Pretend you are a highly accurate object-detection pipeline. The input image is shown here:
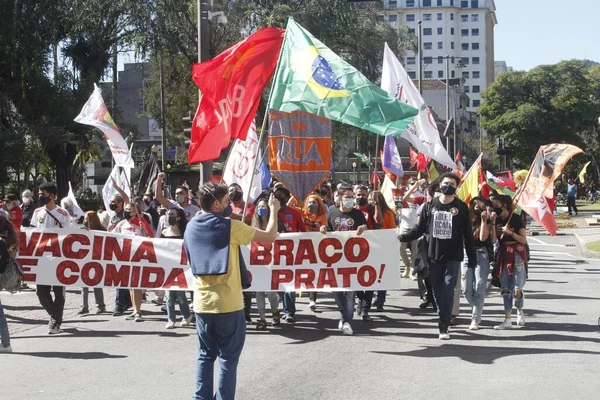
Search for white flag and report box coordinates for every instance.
[75,84,134,168]
[381,43,456,170]
[67,182,85,218]
[222,121,264,203]
[102,165,131,214]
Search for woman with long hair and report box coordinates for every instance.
[114,201,153,322]
[371,190,397,310]
[251,199,280,329]
[79,211,107,315]
[490,194,528,330]
[0,214,17,352]
[461,197,497,330]
[162,207,194,329]
[301,194,328,311]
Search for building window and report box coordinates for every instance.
[464,85,470,93]
[424,42,433,50]
[406,14,415,21]
[451,0,454,5]
[424,56,433,64]
[438,70,444,78]
[388,14,398,22]
[462,57,469,64]
[461,0,468,7]
[424,13,432,21]
[461,43,469,50]
[451,70,455,78]
[437,27,443,35]
[450,13,454,20]
[408,71,417,79]
[437,12,443,20]
[408,28,416,34]
[461,15,468,22]
[461,29,469,36]
[389,0,398,7]
[472,71,480,78]
[438,0,443,6]
[472,42,480,50]
[423,28,432,35]
[472,28,479,36]
[406,57,416,65]
[473,85,480,93]
[462,71,470,78]
[424,71,433,78]
[376,15,385,22]
[473,99,481,107]
[471,0,479,8]
[451,41,455,49]
[438,56,444,63]
[423,0,432,6]
[438,41,443,49]
[472,56,480,64]
[406,0,415,6]
[451,27,455,35]
[471,14,479,22]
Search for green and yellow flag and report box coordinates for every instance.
[268,18,419,136]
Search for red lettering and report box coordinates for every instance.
[104,264,131,287]
[81,262,103,286]
[35,233,61,257]
[318,238,342,267]
[180,243,188,265]
[131,241,157,263]
[344,237,370,263]
[19,232,40,256]
[56,260,79,285]
[357,265,377,287]
[92,235,103,260]
[163,268,188,289]
[295,268,315,290]
[63,234,90,259]
[337,267,357,288]
[250,242,272,265]
[317,268,338,288]
[273,240,294,266]
[140,267,165,288]
[17,258,37,282]
[130,265,141,287]
[294,239,317,265]
[103,237,132,262]
[271,269,293,290]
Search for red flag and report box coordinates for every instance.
[189,27,285,164]
[518,190,558,235]
[409,146,418,168]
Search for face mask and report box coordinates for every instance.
[308,204,318,214]
[83,221,89,228]
[22,197,31,205]
[144,200,151,207]
[123,211,132,220]
[440,184,456,196]
[168,216,177,226]
[342,198,354,209]
[356,197,368,207]
[473,209,483,217]
[257,207,268,217]
[175,194,186,204]
[109,203,117,211]
[229,190,243,202]
[39,195,50,205]
[221,204,232,217]
[494,207,504,215]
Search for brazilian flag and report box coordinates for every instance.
[269,18,419,136]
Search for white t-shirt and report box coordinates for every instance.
[30,206,72,229]
[167,200,200,221]
[98,210,111,229]
[114,219,146,237]
[399,192,426,234]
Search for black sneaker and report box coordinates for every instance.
[49,322,61,335]
[96,307,106,314]
[112,308,124,317]
[77,307,89,315]
[356,302,364,317]
[419,300,432,309]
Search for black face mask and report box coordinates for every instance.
[168,216,177,226]
[473,209,483,217]
[494,207,504,215]
[123,211,132,220]
[39,195,51,205]
[229,190,243,202]
[109,203,117,211]
[356,197,368,207]
[144,200,152,207]
[440,184,457,196]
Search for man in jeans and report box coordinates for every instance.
[184,183,280,400]
[399,173,476,340]
[107,194,132,316]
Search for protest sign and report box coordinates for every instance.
[18,228,401,292]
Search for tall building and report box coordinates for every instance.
[494,60,513,79]
[380,0,497,112]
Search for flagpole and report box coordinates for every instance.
[373,135,380,189]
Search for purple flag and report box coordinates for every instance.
[383,135,404,177]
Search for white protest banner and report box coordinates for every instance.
[102,165,131,214]
[18,229,401,291]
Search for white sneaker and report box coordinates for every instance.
[308,301,316,311]
[469,320,479,330]
[342,322,353,335]
[165,321,175,329]
[517,312,525,327]
[494,319,513,330]
[338,320,343,331]
[439,332,450,340]
[0,345,12,353]
[179,315,194,327]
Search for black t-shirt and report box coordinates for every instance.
[327,208,368,232]
[472,218,492,248]
[496,213,525,243]
[0,240,9,274]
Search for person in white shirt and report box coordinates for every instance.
[30,182,72,335]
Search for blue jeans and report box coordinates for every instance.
[499,253,526,312]
[283,292,296,317]
[376,291,386,304]
[461,247,490,322]
[333,291,355,324]
[194,310,246,400]
[0,299,10,348]
[115,288,132,310]
[428,260,461,329]
[166,290,191,323]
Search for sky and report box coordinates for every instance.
[495,0,600,71]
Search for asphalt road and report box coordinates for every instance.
[1,234,599,400]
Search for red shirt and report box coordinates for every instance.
[9,206,22,230]
[278,207,307,232]
[357,205,376,230]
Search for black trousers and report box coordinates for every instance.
[36,285,66,324]
[356,291,374,312]
[567,196,578,215]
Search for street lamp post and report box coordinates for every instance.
[417,20,423,94]
[445,54,450,153]
[352,162,357,184]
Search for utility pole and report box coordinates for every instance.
[445,55,450,153]
[417,20,423,94]
[197,0,212,185]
